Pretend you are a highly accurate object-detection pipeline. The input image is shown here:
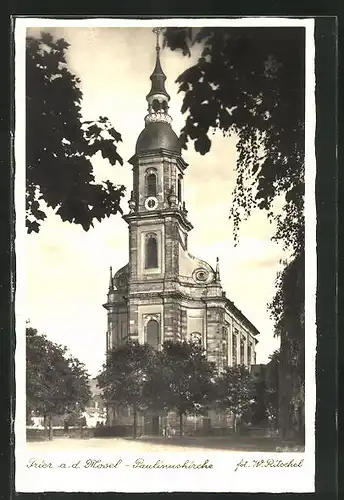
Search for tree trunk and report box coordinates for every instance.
[164,415,167,438]
[278,354,296,441]
[48,413,53,441]
[179,411,183,437]
[133,404,137,439]
[43,414,47,439]
[233,415,237,434]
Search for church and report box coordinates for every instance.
[103,30,260,429]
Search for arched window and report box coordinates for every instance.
[146,172,157,197]
[222,340,227,365]
[145,235,158,269]
[248,342,252,366]
[240,337,245,365]
[232,332,237,365]
[146,319,159,348]
[177,175,182,202]
[152,99,160,112]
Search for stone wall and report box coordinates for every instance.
[206,306,226,366]
[163,297,181,341]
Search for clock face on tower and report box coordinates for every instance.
[145,196,158,211]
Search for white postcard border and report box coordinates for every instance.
[15,16,316,493]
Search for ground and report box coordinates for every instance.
[27,436,304,453]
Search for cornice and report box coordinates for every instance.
[123,208,193,231]
[128,148,188,169]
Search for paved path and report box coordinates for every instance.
[26,436,304,453]
[26,436,223,453]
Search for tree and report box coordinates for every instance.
[26,327,91,439]
[249,352,280,428]
[141,344,172,427]
[265,349,280,428]
[268,252,305,440]
[26,32,125,234]
[268,254,305,379]
[159,341,216,436]
[97,342,157,438]
[163,26,305,439]
[250,374,268,426]
[63,355,93,431]
[216,365,252,433]
[98,340,215,438]
[164,27,304,254]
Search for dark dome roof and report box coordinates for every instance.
[136,122,181,154]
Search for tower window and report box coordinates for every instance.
[177,175,182,202]
[145,235,158,269]
[232,332,237,365]
[147,173,157,197]
[146,319,159,348]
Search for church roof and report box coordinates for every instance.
[136,122,181,154]
[225,298,260,338]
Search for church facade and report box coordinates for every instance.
[103,32,259,429]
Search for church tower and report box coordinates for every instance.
[123,28,194,347]
[104,28,259,375]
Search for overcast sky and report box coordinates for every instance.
[25,26,289,376]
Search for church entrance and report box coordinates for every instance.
[143,414,160,435]
[152,416,160,435]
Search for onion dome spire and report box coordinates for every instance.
[145,28,172,126]
[135,28,181,155]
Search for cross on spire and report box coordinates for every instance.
[152,27,163,51]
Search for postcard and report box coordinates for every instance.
[15,17,316,493]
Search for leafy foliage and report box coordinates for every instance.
[164,27,305,254]
[216,365,252,432]
[268,251,305,376]
[98,342,157,409]
[98,340,216,436]
[164,27,306,438]
[97,342,157,437]
[265,349,280,425]
[248,352,280,427]
[26,32,125,233]
[158,341,216,434]
[249,376,268,425]
[26,327,91,428]
[269,252,305,440]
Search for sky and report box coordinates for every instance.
[24,26,288,376]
